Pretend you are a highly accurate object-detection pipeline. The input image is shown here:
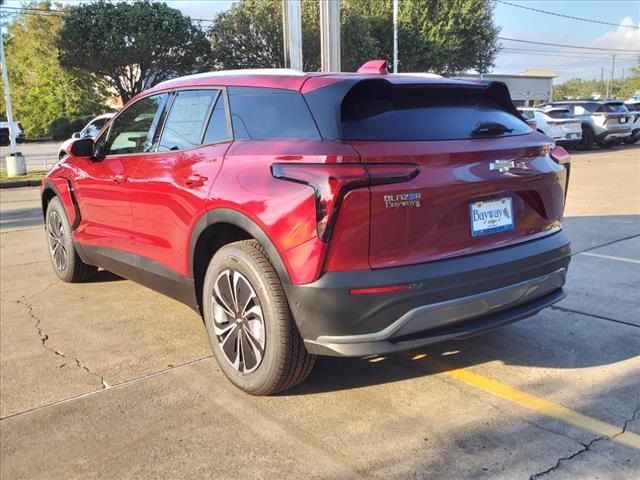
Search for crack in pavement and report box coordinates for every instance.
[15,296,110,390]
[571,233,640,256]
[550,306,640,329]
[529,405,640,479]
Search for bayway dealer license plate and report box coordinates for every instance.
[470,197,514,237]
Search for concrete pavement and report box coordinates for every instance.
[0,145,638,479]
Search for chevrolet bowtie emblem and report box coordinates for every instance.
[489,160,515,173]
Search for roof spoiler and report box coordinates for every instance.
[357,60,389,74]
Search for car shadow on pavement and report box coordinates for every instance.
[87,269,124,283]
[0,206,43,230]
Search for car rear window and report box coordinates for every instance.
[545,109,573,119]
[340,82,530,141]
[595,103,628,113]
[228,87,320,140]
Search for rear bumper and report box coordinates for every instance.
[285,230,571,357]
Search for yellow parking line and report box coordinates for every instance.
[410,354,640,450]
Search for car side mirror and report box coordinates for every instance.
[69,137,95,157]
[72,132,81,139]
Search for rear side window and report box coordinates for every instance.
[545,109,573,119]
[340,82,530,141]
[595,103,628,113]
[159,90,218,151]
[228,87,320,140]
[203,94,230,144]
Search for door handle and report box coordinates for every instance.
[113,174,127,184]
[185,174,208,188]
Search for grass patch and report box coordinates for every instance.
[0,170,47,183]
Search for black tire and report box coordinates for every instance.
[45,197,97,283]
[202,239,316,395]
[577,125,594,150]
[597,140,614,149]
[624,134,639,145]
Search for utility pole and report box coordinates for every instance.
[320,0,340,72]
[600,67,604,93]
[392,0,398,73]
[282,0,303,71]
[610,54,616,98]
[0,19,26,176]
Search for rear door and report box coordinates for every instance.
[128,88,231,277]
[336,80,568,269]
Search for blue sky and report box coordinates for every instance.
[3,0,639,83]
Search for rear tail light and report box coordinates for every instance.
[549,146,570,165]
[272,163,420,241]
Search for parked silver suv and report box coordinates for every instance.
[546,100,632,149]
[624,101,640,145]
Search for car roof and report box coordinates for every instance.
[146,68,485,96]
[553,99,623,104]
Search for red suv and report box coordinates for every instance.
[41,62,571,395]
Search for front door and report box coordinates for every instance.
[72,93,169,253]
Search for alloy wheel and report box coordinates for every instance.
[47,210,68,271]
[212,269,266,374]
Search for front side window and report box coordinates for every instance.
[101,94,168,155]
[158,90,218,152]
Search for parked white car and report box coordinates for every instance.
[624,100,640,144]
[518,106,582,146]
[0,119,26,147]
[58,113,114,159]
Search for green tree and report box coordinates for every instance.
[58,0,211,103]
[1,2,107,137]
[208,0,500,74]
[208,0,378,72]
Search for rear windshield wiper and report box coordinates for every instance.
[471,122,514,137]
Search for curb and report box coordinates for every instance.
[0,179,43,189]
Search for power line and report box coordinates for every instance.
[501,47,638,58]
[497,0,639,30]
[499,36,640,53]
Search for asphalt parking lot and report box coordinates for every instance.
[1,145,638,479]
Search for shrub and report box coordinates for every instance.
[49,115,95,140]
[49,117,72,140]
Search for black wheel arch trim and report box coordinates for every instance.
[189,208,292,285]
[42,177,81,230]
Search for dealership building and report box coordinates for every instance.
[456,68,557,106]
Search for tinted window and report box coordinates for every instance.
[158,90,218,151]
[341,82,530,141]
[103,94,167,155]
[625,103,640,112]
[228,87,320,140]
[203,94,230,144]
[83,117,108,138]
[595,103,628,113]
[545,109,573,119]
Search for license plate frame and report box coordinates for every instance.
[470,197,515,237]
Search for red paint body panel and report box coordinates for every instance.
[350,133,565,269]
[41,168,78,226]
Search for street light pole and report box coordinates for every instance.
[1,19,26,176]
[392,0,398,73]
[1,21,17,155]
[610,54,616,98]
[282,0,303,71]
[320,0,340,72]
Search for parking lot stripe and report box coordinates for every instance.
[410,355,640,450]
[579,252,640,265]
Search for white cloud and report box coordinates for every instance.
[591,17,640,50]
